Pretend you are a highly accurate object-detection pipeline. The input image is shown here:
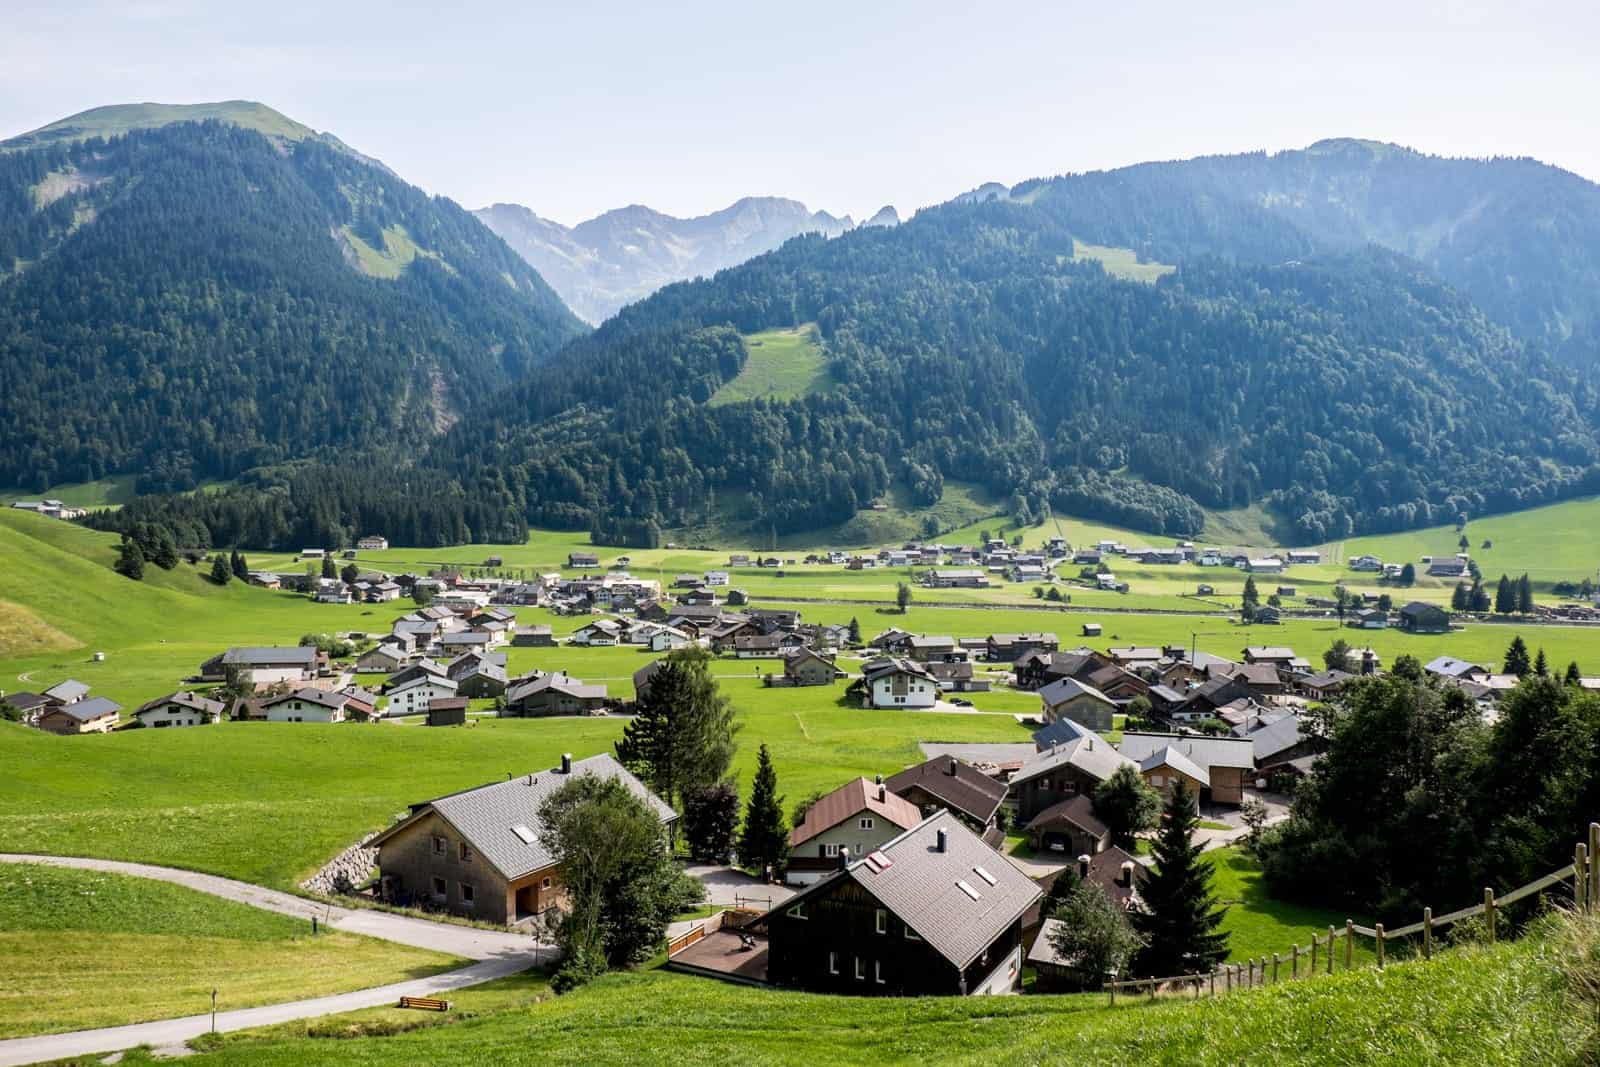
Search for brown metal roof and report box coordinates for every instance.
[790,776,922,847]
[885,756,1007,825]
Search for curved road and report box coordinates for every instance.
[0,854,546,1067]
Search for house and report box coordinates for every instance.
[925,569,990,589]
[1247,558,1284,575]
[357,643,408,674]
[1011,732,1136,823]
[449,654,508,698]
[1022,793,1108,856]
[704,571,730,587]
[1398,602,1451,633]
[1240,713,1322,768]
[906,635,961,663]
[868,628,916,654]
[786,776,924,884]
[356,535,389,551]
[569,619,623,647]
[200,646,319,687]
[314,582,355,605]
[567,552,600,569]
[43,679,90,705]
[134,691,224,728]
[848,658,939,709]
[886,757,1008,845]
[734,633,786,659]
[36,697,122,735]
[1285,550,1320,565]
[1241,646,1300,671]
[1298,669,1354,700]
[385,659,448,691]
[261,688,353,723]
[511,624,555,647]
[370,753,675,923]
[365,582,403,603]
[646,625,693,652]
[763,811,1039,996]
[388,674,460,716]
[246,571,283,590]
[503,673,610,717]
[340,686,381,720]
[632,660,664,702]
[1082,622,1102,637]
[1427,558,1469,579]
[1072,549,1102,565]
[1,691,54,722]
[925,660,989,693]
[1116,732,1256,806]
[1038,677,1117,732]
[1424,656,1491,682]
[299,548,326,560]
[440,631,495,656]
[986,633,1059,662]
[781,647,838,687]
[425,697,469,727]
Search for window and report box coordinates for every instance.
[854,956,865,981]
[822,843,841,858]
[460,882,475,905]
[874,960,885,985]
[541,877,552,889]
[828,950,838,975]
[431,876,446,898]
[459,842,473,862]
[788,901,807,920]
[431,835,447,855]
[859,817,874,830]
[875,908,887,934]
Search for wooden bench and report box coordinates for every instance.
[397,995,450,1012]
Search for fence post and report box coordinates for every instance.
[1578,843,1589,913]
[1376,924,1385,969]
[1210,969,1216,997]
[1590,823,1600,913]
[1291,943,1299,979]
[1423,907,1433,960]
[1485,888,1496,942]
[1345,920,1354,970]
[1327,925,1335,974]
[1109,979,1116,1007]
[1310,934,1318,974]
[1272,952,1280,984]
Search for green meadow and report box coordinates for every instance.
[0,861,458,1037]
[708,325,833,406]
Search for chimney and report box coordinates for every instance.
[878,780,886,802]
[838,846,851,870]
[1119,860,1135,888]
[947,757,958,776]
[560,753,572,774]
[1077,854,1091,879]
[935,828,949,853]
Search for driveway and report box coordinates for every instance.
[0,854,547,1066]
[0,854,539,960]
[682,862,794,910]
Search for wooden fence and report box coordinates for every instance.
[1105,821,1599,1005]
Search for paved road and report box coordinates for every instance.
[0,854,546,1067]
[0,854,539,960]
[0,955,529,1067]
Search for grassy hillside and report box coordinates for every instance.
[1069,239,1176,283]
[2,100,320,149]
[0,861,457,1038]
[182,917,1588,1065]
[709,325,833,406]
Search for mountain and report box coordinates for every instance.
[0,103,585,493]
[427,175,1600,544]
[861,205,900,227]
[475,197,853,324]
[1015,138,1600,365]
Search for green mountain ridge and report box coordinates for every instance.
[0,105,585,492]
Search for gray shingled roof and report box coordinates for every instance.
[52,696,121,721]
[43,679,90,702]
[1038,676,1114,708]
[371,754,676,881]
[263,687,350,711]
[221,646,316,666]
[782,811,1040,970]
[1117,732,1256,772]
[1138,745,1210,787]
[1012,733,1136,787]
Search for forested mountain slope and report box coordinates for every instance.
[0,107,585,492]
[476,197,854,324]
[431,195,1600,543]
[1019,138,1600,366]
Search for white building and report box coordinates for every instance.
[388,674,459,715]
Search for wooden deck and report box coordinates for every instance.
[667,928,770,985]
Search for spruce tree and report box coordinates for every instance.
[1534,648,1549,677]
[614,647,737,808]
[1504,636,1531,677]
[320,555,336,579]
[1451,582,1469,611]
[231,549,249,580]
[1494,575,1514,614]
[1516,573,1534,614]
[847,617,862,646]
[114,536,145,581]
[210,553,231,585]
[1565,661,1582,685]
[738,744,788,878]
[1131,780,1229,976]
[1241,576,1259,622]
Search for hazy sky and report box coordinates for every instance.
[4,1,1596,225]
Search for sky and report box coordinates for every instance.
[3,1,1597,226]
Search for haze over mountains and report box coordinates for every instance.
[475,198,865,324]
[6,99,1600,548]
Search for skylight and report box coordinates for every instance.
[956,879,981,901]
[973,865,997,886]
[511,824,537,844]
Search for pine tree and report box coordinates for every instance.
[1494,575,1514,614]
[230,549,249,580]
[1241,576,1259,622]
[1451,582,1469,611]
[320,555,336,579]
[1399,562,1416,586]
[847,617,862,646]
[1565,661,1582,685]
[210,553,231,585]
[738,744,788,878]
[114,536,145,581]
[1516,573,1534,614]
[1131,780,1229,976]
[1534,648,1549,677]
[614,647,737,808]
[1503,636,1531,677]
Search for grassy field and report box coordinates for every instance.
[1207,848,1373,966]
[709,325,833,407]
[136,920,1582,1066]
[0,861,459,1038]
[1069,239,1176,284]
